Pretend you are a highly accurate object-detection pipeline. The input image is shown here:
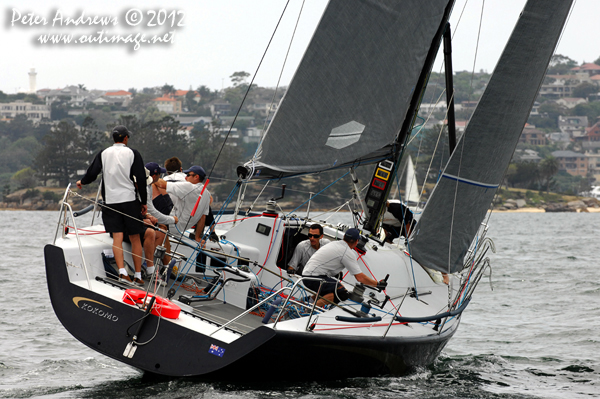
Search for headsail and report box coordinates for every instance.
[246,0,454,179]
[409,0,574,273]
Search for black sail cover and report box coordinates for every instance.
[409,0,574,273]
[247,0,453,179]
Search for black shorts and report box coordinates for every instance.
[102,200,145,236]
[303,275,346,296]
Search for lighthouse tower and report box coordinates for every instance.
[28,68,37,94]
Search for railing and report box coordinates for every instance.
[208,276,328,336]
[53,186,92,290]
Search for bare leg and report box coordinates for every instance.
[143,229,155,269]
[112,232,125,273]
[128,234,143,273]
[315,293,335,308]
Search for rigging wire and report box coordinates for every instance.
[446,0,485,307]
[208,0,292,179]
[254,0,306,159]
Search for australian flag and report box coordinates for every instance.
[208,344,225,357]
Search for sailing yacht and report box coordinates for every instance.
[44,0,573,379]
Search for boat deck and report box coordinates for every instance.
[96,273,266,335]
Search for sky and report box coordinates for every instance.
[2,0,597,94]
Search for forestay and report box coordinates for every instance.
[247,0,453,179]
[409,0,574,273]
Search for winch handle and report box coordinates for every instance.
[272,184,286,201]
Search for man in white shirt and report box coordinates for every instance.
[77,125,147,286]
[287,224,330,275]
[303,228,387,307]
[155,165,211,243]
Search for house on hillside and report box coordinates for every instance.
[153,96,182,114]
[208,100,231,117]
[574,120,600,151]
[0,100,50,121]
[552,150,589,177]
[104,90,132,106]
[570,63,600,77]
[558,115,588,137]
[519,127,547,145]
[555,97,587,109]
[513,148,541,163]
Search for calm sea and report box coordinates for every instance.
[0,210,598,398]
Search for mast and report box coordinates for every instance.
[443,23,457,155]
[362,1,456,233]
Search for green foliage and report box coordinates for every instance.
[110,115,192,167]
[161,84,175,96]
[547,54,577,75]
[22,188,40,200]
[35,120,88,186]
[51,97,71,120]
[551,171,590,195]
[572,82,598,99]
[230,71,250,87]
[571,101,600,121]
[11,167,38,189]
[42,190,61,202]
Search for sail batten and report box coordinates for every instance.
[409,0,574,274]
[247,0,453,179]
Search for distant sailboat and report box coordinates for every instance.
[405,155,421,208]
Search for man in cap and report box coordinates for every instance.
[77,125,147,286]
[154,165,211,243]
[302,228,387,307]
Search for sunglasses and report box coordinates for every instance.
[307,233,321,238]
[186,173,197,177]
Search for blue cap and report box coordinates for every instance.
[145,162,166,175]
[344,228,360,241]
[183,165,206,179]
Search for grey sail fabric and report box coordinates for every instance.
[248,0,452,179]
[409,0,573,273]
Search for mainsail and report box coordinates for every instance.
[409,0,574,273]
[247,0,454,179]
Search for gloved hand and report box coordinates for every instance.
[376,279,388,290]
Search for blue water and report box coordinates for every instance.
[0,210,598,398]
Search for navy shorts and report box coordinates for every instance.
[102,200,145,236]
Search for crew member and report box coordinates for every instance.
[302,228,387,307]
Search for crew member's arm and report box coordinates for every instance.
[76,150,103,189]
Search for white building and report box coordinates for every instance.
[0,100,50,121]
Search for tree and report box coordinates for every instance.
[572,102,600,121]
[79,116,108,156]
[77,84,87,91]
[161,84,175,96]
[547,54,577,75]
[539,156,559,192]
[0,114,33,140]
[594,56,600,66]
[230,71,250,87]
[35,121,88,187]
[128,93,155,115]
[109,115,192,167]
[572,82,598,99]
[50,97,71,120]
[11,167,38,189]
